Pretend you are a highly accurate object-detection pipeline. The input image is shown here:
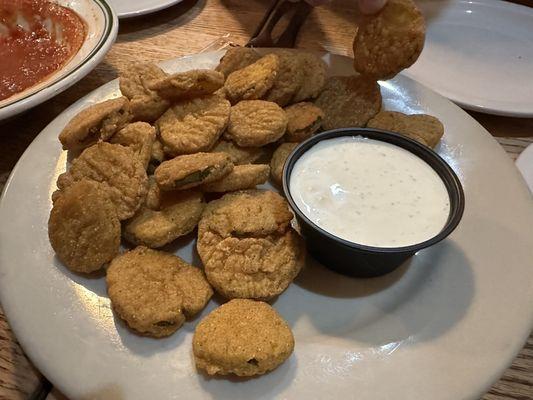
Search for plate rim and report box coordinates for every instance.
[1,50,532,400]
[113,0,184,19]
[405,0,533,118]
[0,0,118,121]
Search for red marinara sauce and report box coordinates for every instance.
[0,0,86,101]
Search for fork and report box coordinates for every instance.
[246,0,313,48]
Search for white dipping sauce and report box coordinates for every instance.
[289,136,451,248]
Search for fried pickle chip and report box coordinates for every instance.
[284,102,324,142]
[48,180,120,274]
[224,54,280,104]
[216,47,261,78]
[145,176,161,210]
[155,152,233,191]
[119,63,170,122]
[148,69,224,101]
[59,97,132,151]
[193,299,294,376]
[148,139,165,175]
[353,0,425,79]
[109,122,156,169]
[226,100,288,147]
[56,142,148,220]
[107,246,213,337]
[151,139,165,164]
[201,164,270,193]
[367,111,444,147]
[264,50,304,107]
[210,140,269,165]
[197,190,304,300]
[124,191,205,248]
[315,75,381,130]
[213,86,227,99]
[157,95,230,156]
[292,52,327,103]
[270,143,298,186]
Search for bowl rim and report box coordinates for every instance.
[0,0,118,120]
[282,128,466,255]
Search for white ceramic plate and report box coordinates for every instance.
[1,51,533,400]
[516,144,533,193]
[0,0,118,121]
[403,0,533,117]
[108,0,183,19]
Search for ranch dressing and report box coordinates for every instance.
[289,136,450,248]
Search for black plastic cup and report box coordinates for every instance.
[282,128,465,278]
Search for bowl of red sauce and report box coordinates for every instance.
[0,0,118,120]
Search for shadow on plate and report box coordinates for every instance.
[160,232,202,267]
[53,255,109,297]
[118,0,206,41]
[111,310,189,357]
[277,240,474,346]
[294,254,410,298]
[196,351,297,399]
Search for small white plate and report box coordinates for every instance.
[403,0,533,117]
[108,0,183,19]
[0,0,118,122]
[1,51,533,400]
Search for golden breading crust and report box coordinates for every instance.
[48,180,120,273]
[284,102,324,143]
[270,142,298,186]
[367,111,444,147]
[107,246,213,337]
[157,95,230,156]
[224,54,280,104]
[124,191,205,248]
[144,176,161,210]
[264,50,304,107]
[315,75,382,130]
[200,190,293,238]
[155,152,233,191]
[56,142,149,220]
[197,190,304,300]
[119,63,170,122]
[193,299,294,376]
[292,52,327,103]
[210,140,269,165]
[148,69,224,101]
[109,122,156,169]
[213,86,227,99]
[201,164,270,193]
[226,100,288,147]
[59,97,132,151]
[215,47,261,78]
[353,0,425,79]
[150,139,165,165]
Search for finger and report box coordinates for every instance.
[358,0,387,14]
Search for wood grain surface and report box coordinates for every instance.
[0,0,532,399]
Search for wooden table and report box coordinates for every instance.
[0,0,532,399]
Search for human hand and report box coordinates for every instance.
[305,0,388,14]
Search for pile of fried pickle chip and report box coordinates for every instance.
[47,0,444,377]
